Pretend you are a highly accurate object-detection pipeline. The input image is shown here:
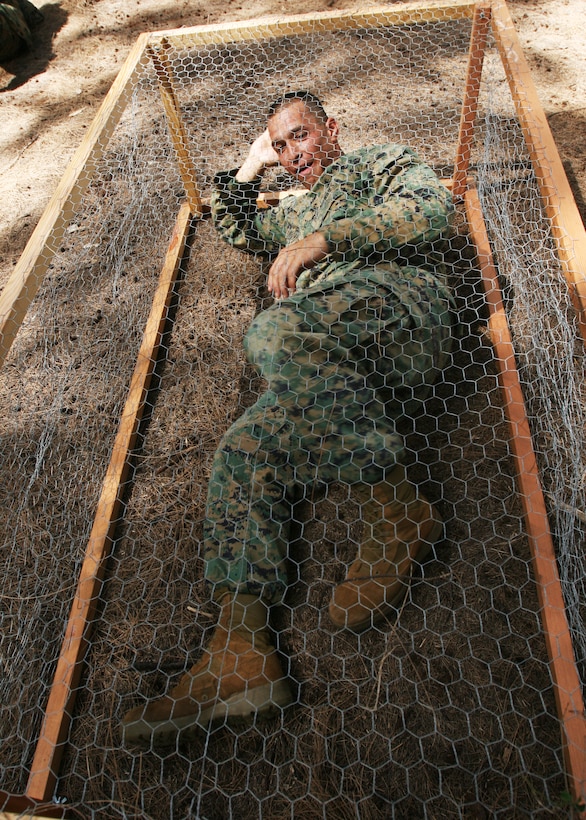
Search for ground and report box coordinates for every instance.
[0,0,584,288]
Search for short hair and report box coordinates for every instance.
[267,91,328,122]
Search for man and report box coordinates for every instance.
[122,91,455,746]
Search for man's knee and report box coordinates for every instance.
[244,303,301,368]
[213,403,292,473]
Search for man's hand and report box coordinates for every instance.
[268,233,329,299]
[235,129,279,182]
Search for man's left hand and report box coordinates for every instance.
[268,233,329,299]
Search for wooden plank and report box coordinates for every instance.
[0,33,150,371]
[0,791,66,819]
[452,2,491,199]
[0,807,64,820]
[490,0,586,343]
[25,202,194,802]
[147,0,477,49]
[148,39,203,217]
[465,187,586,805]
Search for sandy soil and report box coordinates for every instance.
[0,0,584,290]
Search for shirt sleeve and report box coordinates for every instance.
[210,170,287,257]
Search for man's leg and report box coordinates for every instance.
[203,394,297,605]
[204,272,453,623]
[327,464,445,631]
[122,376,300,746]
[121,273,453,744]
[121,591,292,746]
[202,278,417,602]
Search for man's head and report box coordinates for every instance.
[267,91,341,189]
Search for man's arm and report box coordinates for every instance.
[235,129,279,182]
[267,234,329,299]
[211,165,285,258]
[213,130,330,299]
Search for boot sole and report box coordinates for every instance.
[122,680,293,748]
[330,514,444,633]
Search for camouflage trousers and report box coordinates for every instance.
[203,266,454,604]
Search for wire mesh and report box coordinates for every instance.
[0,4,583,817]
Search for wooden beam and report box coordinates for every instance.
[1,814,61,820]
[452,2,491,199]
[147,0,477,49]
[148,39,203,217]
[24,202,194,802]
[0,791,67,818]
[490,0,586,344]
[465,186,586,806]
[0,33,149,372]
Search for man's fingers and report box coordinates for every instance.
[253,129,279,166]
[268,234,328,298]
[267,260,294,299]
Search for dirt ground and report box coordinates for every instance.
[0,0,584,286]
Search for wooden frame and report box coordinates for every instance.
[150,0,478,49]
[465,187,586,800]
[25,201,194,804]
[1,0,585,812]
[490,0,586,343]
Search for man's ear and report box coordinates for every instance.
[326,117,339,142]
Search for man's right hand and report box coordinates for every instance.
[235,130,279,182]
[267,233,329,299]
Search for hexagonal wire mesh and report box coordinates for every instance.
[1,1,585,817]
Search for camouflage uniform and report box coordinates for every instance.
[204,143,455,604]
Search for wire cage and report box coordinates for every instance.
[1,1,585,816]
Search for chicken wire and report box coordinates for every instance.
[0,3,584,817]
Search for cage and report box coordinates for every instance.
[1,0,585,816]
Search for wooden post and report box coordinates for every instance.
[0,790,67,818]
[24,203,193,802]
[490,0,586,344]
[452,1,492,199]
[465,187,586,806]
[148,39,203,217]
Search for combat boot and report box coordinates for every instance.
[329,467,443,632]
[121,594,292,747]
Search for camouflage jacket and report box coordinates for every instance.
[211,143,454,292]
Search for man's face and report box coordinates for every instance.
[268,100,340,189]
